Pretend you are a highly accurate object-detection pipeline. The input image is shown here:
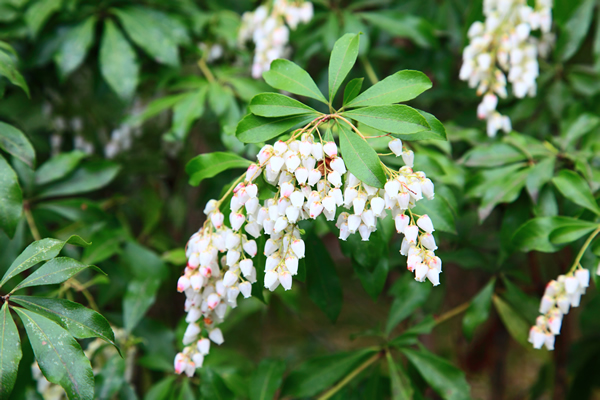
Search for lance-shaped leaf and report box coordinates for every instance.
[462,278,496,340]
[386,273,431,335]
[343,77,363,105]
[24,0,61,37]
[263,59,327,104]
[337,121,386,188]
[0,154,23,239]
[493,295,530,347]
[386,351,413,400]
[0,236,89,288]
[35,150,87,186]
[236,114,314,144]
[38,161,121,199]
[0,121,35,167]
[411,194,456,234]
[13,307,94,400]
[54,16,97,78]
[12,257,104,291]
[552,169,600,215]
[170,86,207,141]
[410,110,447,141]
[250,359,286,400]
[342,105,429,135]
[0,303,21,400]
[0,50,30,97]
[329,33,360,101]
[249,93,320,118]
[549,220,599,244]
[346,70,432,108]
[10,296,118,353]
[186,152,252,187]
[100,20,139,100]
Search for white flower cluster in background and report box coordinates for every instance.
[175,134,442,377]
[104,123,142,159]
[529,268,593,350]
[460,0,554,137]
[238,0,313,78]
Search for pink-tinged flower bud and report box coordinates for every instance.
[384,180,400,198]
[528,326,545,349]
[246,164,260,182]
[353,195,366,215]
[420,233,437,251]
[397,192,410,209]
[206,293,220,310]
[311,142,323,160]
[299,140,312,157]
[264,270,279,288]
[309,201,324,219]
[556,295,570,314]
[404,225,419,243]
[209,328,224,345]
[370,197,385,216]
[226,250,240,267]
[575,269,590,288]
[174,353,187,374]
[407,254,422,272]
[339,223,350,240]
[564,277,579,295]
[229,213,245,231]
[547,314,562,335]
[269,156,285,173]
[265,255,280,271]
[286,154,301,172]
[429,256,442,274]
[414,263,428,282]
[358,224,371,241]
[245,183,258,198]
[291,239,305,258]
[330,158,346,174]
[388,139,403,156]
[327,170,342,187]
[544,280,559,297]
[348,214,361,233]
[279,181,293,198]
[323,141,337,157]
[295,166,308,185]
[402,150,414,168]
[308,169,321,186]
[197,338,211,355]
[322,195,336,214]
[279,271,292,290]
[257,145,273,165]
[421,178,434,200]
[223,271,238,287]
[177,276,191,292]
[199,265,212,278]
[244,222,261,238]
[211,212,224,229]
[190,274,204,291]
[427,268,441,286]
[417,215,434,233]
[285,256,299,275]
[239,281,252,298]
[274,140,288,155]
[539,295,555,314]
[395,214,409,233]
[204,199,218,215]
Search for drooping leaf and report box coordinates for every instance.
[0,235,89,288]
[249,359,286,400]
[208,81,234,116]
[236,113,313,144]
[492,295,530,347]
[249,93,320,118]
[401,348,471,400]
[0,154,22,239]
[462,278,496,340]
[343,105,430,135]
[0,51,29,97]
[34,150,87,186]
[478,166,530,221]
[199,368,235,400]
[337,121,386,188]
[12,257,103,291]
[389,315,436,347]
[549,220,599,244]
[512,216,576,253]
[100,20,139,100]
[345,70,432,108]
[463,143,527,167]
[54,16,97,78]
[125,93,188,127]
[386,352,413,400]
[343,77,364,105]
[145,376,177,400]
[170,86,207,141]
[386,273,431,334]
[329,33,360,101]
[408,110,447,141]
[14,307,95,400]
[410,194,456,234]
[552,169,600,215]
[358,11,437,48]
[10,295,118,352]
[525,157,556,202]
[186,152,252,186]
[556,0,595,62]
[38,161,121,199]
[0,121,35,167]
[263,59,327,104]
[24,0,61,37]
[95,354,126,400]
[81,228,125,265]
[0,303,21,400]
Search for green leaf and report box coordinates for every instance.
[386,273,431,335]
[199,367,235,400]
[170,87,207,141]
[34,150,87,186]
[249,359,286,400]
[263,59,327,104]
[95,354,126,400]
[305,232,343,322]
[342,105,430,135]
[125,93,188,127]
[100,20,139,100]
[552,169,600,215]
[0,121,35,167]
[492,295,530,347]
[24,0,61,37]
[0,303,21,400]
[0,51,30,97]
[556,0,595,62]
[549,220,599,244]
[10,295,118,352]
[463,143,527,167]
[407,110,447,141]
[410,193,456,234]
[0,154,22,239]
[560,113,600,149]
[0,236,88,288]
[401,348,471,400]
[13,307,94,400]
[114,7,179,67]
[386,352,413,400]
[54,16,97,78]
[329,33,360,101]
[512,216,576,253]
[389,315,436,347]
[249,93,319,118]
[145,376,177,400]
[346,70,432,108]
[208,81,234,116]
[337,121,386,188]
[81,228,124,265]
[525,157,556,202]
[123,277,161,333]
[358,11,437,48]
[281,349,377,398]
[177,380,195,400]
[235,114,313,144]
[478,166,530,221]
[462,278,495,340]
[12,257,102,291]
[38,161,121,199]
[186,152,252,187]
[343,77,363,106]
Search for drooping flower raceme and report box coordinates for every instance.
[529,268,591,350]
[460,0,554,137]
[238,0,313,78]
[175,131,441,377]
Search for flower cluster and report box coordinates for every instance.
[238,0,313,78]
[460,0,553,137]
[175,133,441,377]
[529,268,591,350]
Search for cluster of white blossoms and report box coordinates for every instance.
[460,0,553,137]
[238,0,313,78]
[175,134,442,377]
[529,268,593,350]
